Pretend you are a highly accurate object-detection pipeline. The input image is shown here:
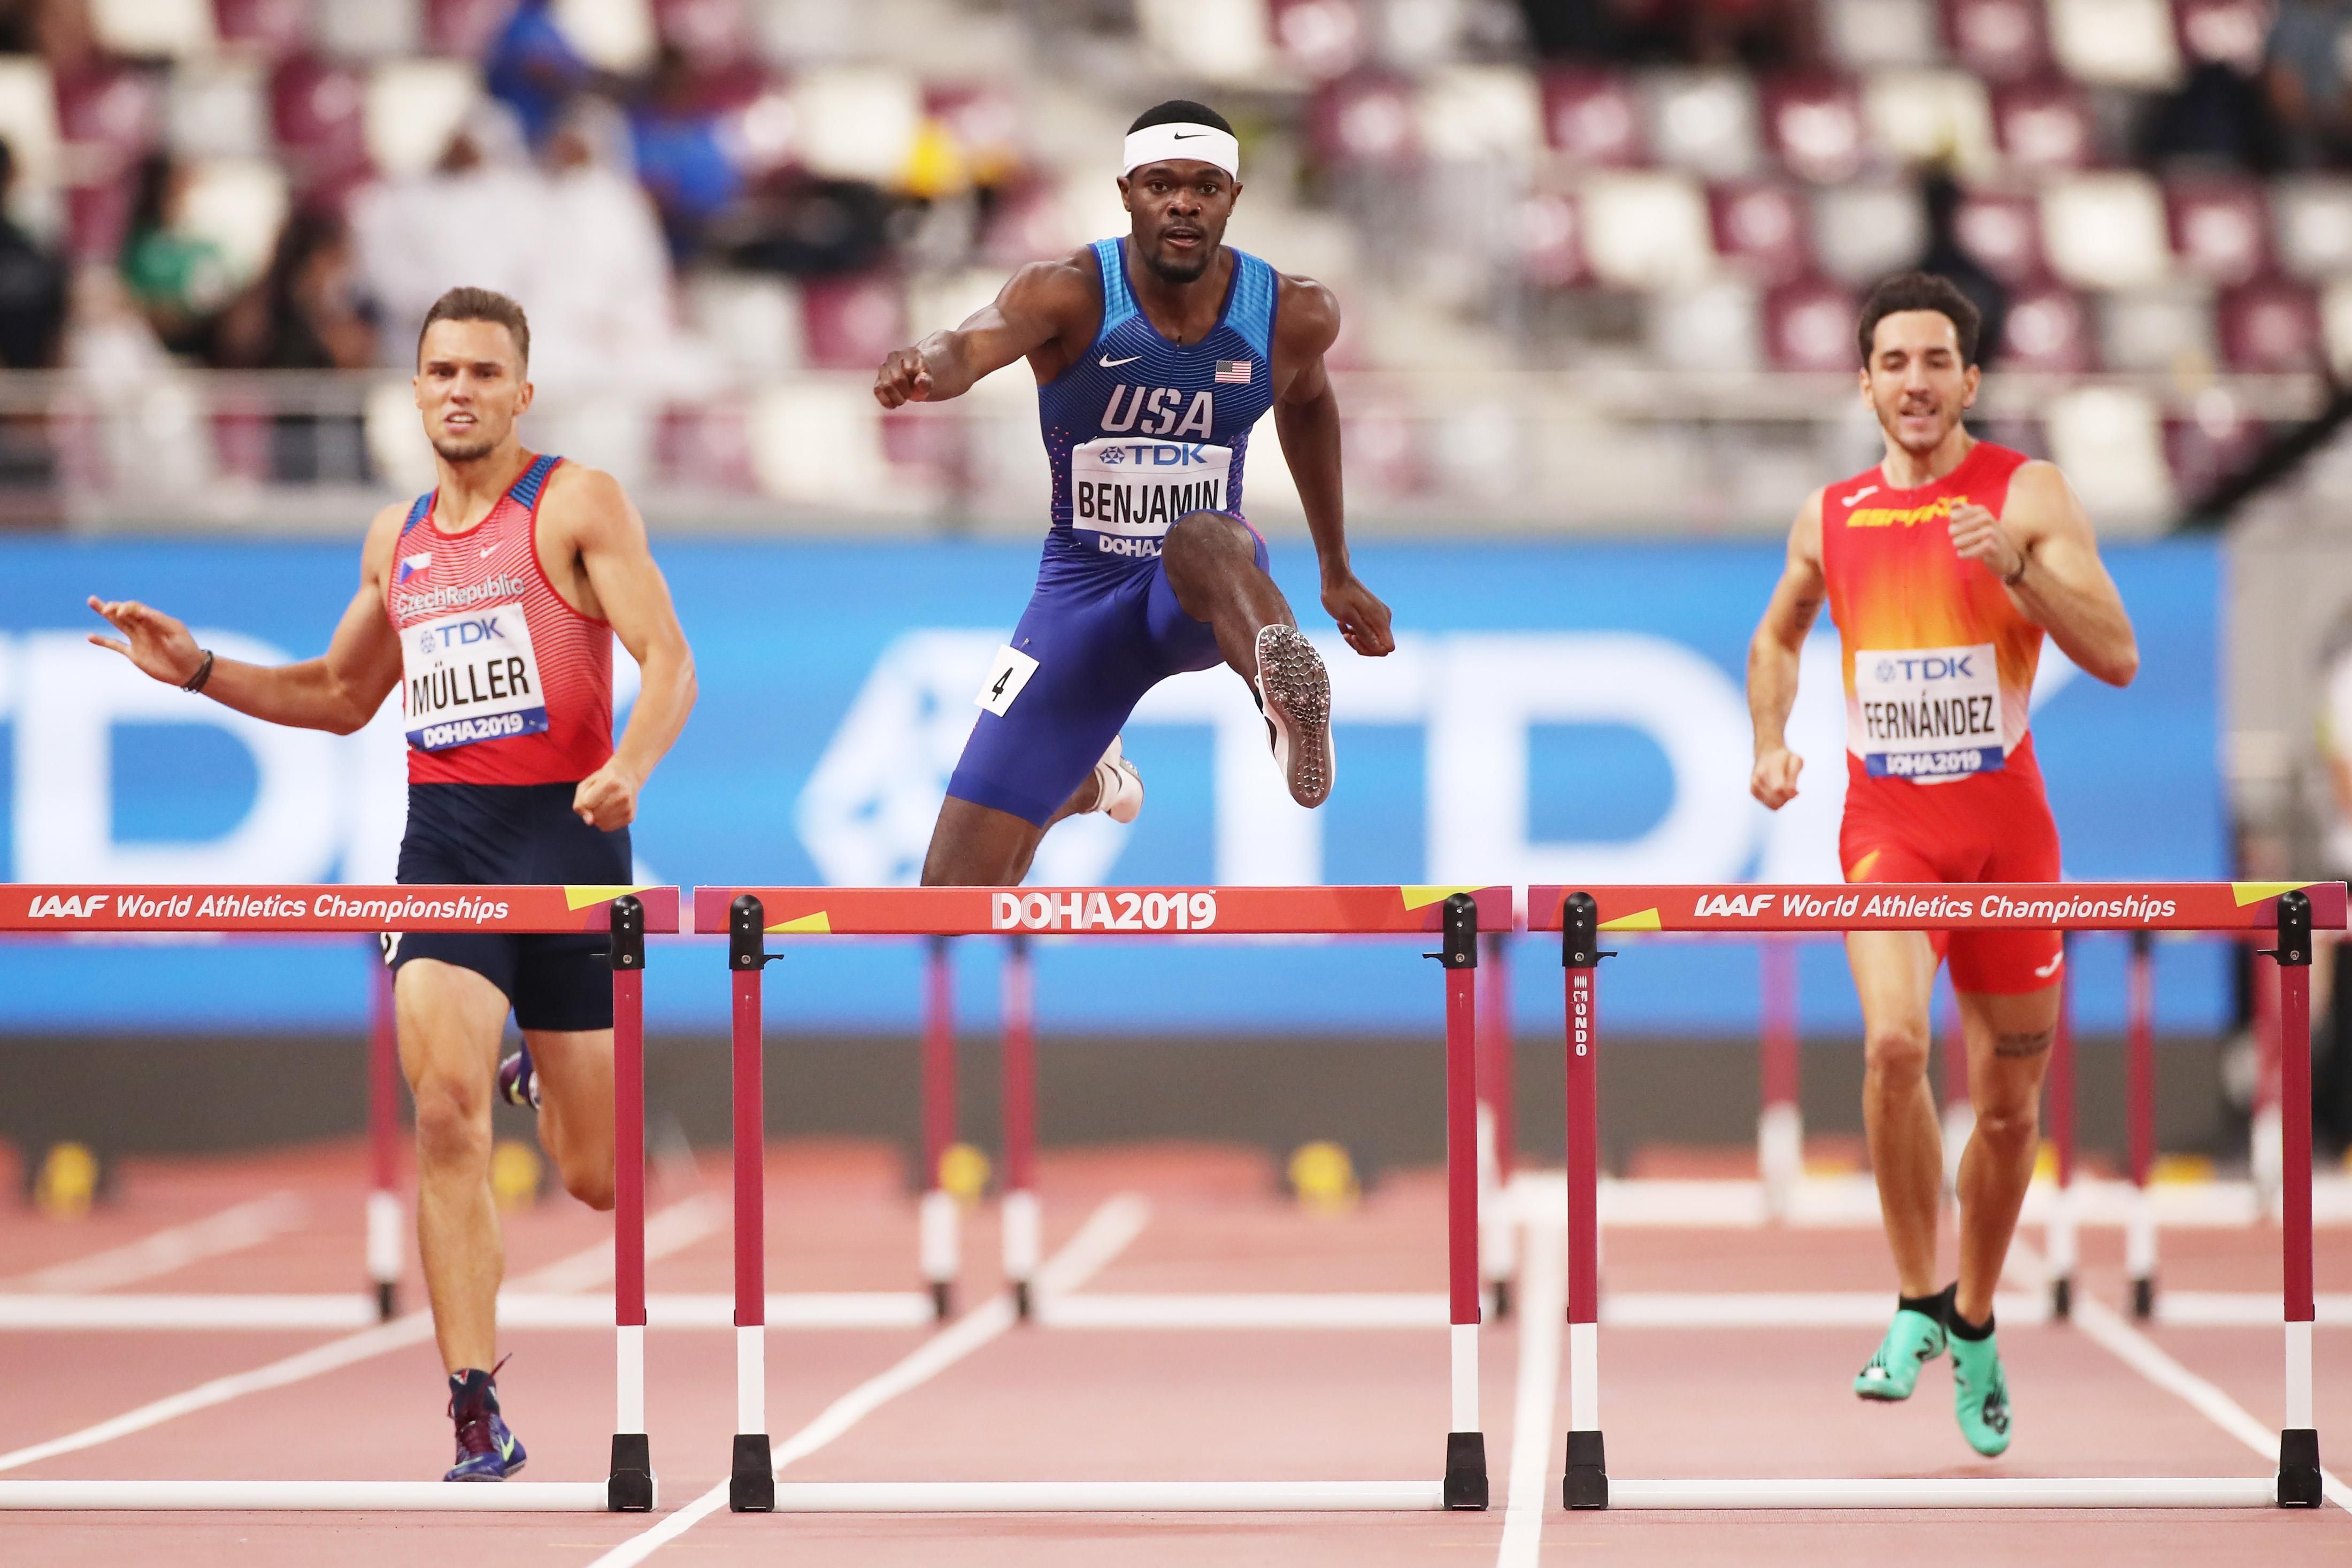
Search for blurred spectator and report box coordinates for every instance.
[1917,171,2011,365]
[2142,60,2286,170]
[529,97,696,391]
[718,176,896,277]
[1515,0,1815,67]
[216,205,377,483]
[485,0,594,150]
[118,153,232,360]
[628,45,743,258]
[0,139,66,370]
[2268,0,2352,165]
[351,102,543,364]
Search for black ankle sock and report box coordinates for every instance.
[448,1368,499,1414]
[1898,1283,1952,1320]
[1946,1298,1995,1341]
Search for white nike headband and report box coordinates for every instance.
[1122,122,1240,181]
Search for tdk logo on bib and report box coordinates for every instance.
[1072,437,1233,557]
[1873,652,1976,684]
[1853,642,2005,779]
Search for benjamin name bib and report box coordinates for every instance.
[1071,437,1233,558]
[1853,643,2005,779]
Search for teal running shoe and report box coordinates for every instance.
[1949,1328,2013,1456]
[1854,1304,1947,1401]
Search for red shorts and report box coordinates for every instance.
[1839,740,2064,995]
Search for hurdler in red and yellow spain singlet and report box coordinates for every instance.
[1820,440,2064,994]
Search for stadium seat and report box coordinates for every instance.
[166,59,271,162]
[2270,179,2352,281]
[1540,68,1643,167]
[1310,72,1419,165]
[1862,68,1997,176]
[1825,0,1942,68]
[1514,189,1585,287]
[2047,0,2182,88]
[2099,285,2218,371]
[550,0,660,72]
[1941,0,2049,80]
[425,0,512,57]
[1710,182,1813,283]
[316,0,423,58]
[1998,281,2095,371]
[2165,179,2269,285]
[1953,188,2045,282]
[2040,171,2171,290]
[1809,181,1927,283]
[366,377,440,493]
[1991,76,2097,169]
[216,0,309,54]
[1580,170,1715,290]
[1271,0,1367,80]
[684,271,806,379]
[56,65,159,260]
[2162,401,2265,501]
[364,59,478,180]
[2175,0,2270,73]
[1644,71,1763,179]
[800,272,905,370]
[791,66,924,183]
[1136,0,1273,82]
[271,56,370,193]
[89,0,216,57]
[0,57,60,195]
[747,382,899,506]
[1764,275,1862,370]
[1416,66,1543,163]
[178,158,290,286]
[2216,276,2326,372]
[2324,279,2352,376]
[1649,281,1763,372]
[1761,74,1866,184]
[2043,385,2173,529]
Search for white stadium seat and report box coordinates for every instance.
[1825,0,1942,68]
[749,382,904,509]
[178,158,290,287]
[1648,281,1764,372]
[90,0,217,57]
[365,60,480,180]
[1862,69,1996,177]
[2044,385,2172,532]
[551,0,659,73]
[1643,71,1762,180]
[1136,0,1273,82]
[165,59,271,162]
[0,57,60,194]
[1415,66,1543,164]
[1809,181,1926,283]
[790,67,924,183]
[2040,171,2171,290]
[2271,179,2352,281]
[685,273,806,381]
[2098,286,2218,373]
[1580,170,1715,290]
[314,0,422,59]
[2324,279,2352,378]
[2047,0,2182,88]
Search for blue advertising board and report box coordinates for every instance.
[0,535,2225,1035]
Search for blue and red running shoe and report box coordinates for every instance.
[444,1366,527,1481]
[497,1048,540,1111]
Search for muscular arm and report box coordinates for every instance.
[551,467,697,829]
[1950,461,2139,687]
[87,506,405,735]
[1272,276,1392,656]
[1748,491,1827,809]
[873,255,1096,406]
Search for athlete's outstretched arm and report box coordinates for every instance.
[86,506,405,734]
[1947,462,2138,687]
[873,256,1095,407]
[560,468,697,831]
[1749,491,1827,810]
[1272,278,1392,657]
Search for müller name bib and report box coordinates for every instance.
[398,577,548,751]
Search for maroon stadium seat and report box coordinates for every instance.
[1954,188,2047,283]
[2000,281,2095,371]
[1764,275,1861,370]
[2216,276,2324,371]
[1710,181,1813,284]
[214,0,310,55]
[800,273,906,370]
[1515,188,1585,288]
[2165,178,2270,285]
[270,56,370,195]
[1992,76,2097,170]
[1308,71,1419,166]
[1541,69,1643,167]
[1761,75,1867,185]
[1941,0,2051,80]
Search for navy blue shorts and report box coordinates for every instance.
[386,781,631,1033]
[946,524,1269,826]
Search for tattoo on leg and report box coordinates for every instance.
[1992,1029,2054,1059]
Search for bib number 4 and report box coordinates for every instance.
[975,645,1040,716]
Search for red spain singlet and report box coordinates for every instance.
[1820,438,2064,994]
[385,453,614,786]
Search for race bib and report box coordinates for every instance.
[1852,644,2005,779]
[1071,438,1233,557]
[974,644,1040,716]
[401,603,549,751]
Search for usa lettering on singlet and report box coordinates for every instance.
[1820,442,2043,784]
[1037,238,1280,561]
[385,454,616,786]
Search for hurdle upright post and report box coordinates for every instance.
[1001,934,1040,1320]
[2253,935,2285,1219]
[1560,891,1609,1510]
[1436,894,1488,1509]
[2047,934,2077,1320]
[1758,938,1802,1221]
[2126,929,2158,1318]
[1476,929,1517,1320]
[365,955,402,1321]
[605,895,655,1511]
[919,935,959,1320]
[2272,890,2324,1506]
[727,895,775,1513]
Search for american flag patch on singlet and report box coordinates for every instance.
[1215,359,1252,383]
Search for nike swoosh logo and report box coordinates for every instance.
[1172,132,1207,140]
[498,1434,516,1460]
[480,545,498,557]
[1841,485,1879,505]
[2034,954,2064,978]
[1099,354,1141,368]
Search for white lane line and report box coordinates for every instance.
[586,1193,1150,1568]
[1496,1218,1565,1568]
[0,1194,724,1475]
[4,1194,307,1293]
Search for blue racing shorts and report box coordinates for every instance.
[946,523,1270,826]
[385,781,631,1032]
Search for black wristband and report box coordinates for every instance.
[182,649,215,694]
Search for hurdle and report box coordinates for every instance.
[1530,879,2342,1511]
[0,883,677,1514]
[693,882,1509,1514]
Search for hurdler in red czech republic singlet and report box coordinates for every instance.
[384,453,613,785]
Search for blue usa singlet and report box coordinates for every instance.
[1038,237,1280,565]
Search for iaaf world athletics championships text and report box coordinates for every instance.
[22,891,517,923]
[1698,890,2181,923]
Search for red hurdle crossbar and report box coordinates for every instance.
[691,883,1512,1515]
[0,884,677,1515]
[1528,881,2343,1512]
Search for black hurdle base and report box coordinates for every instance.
[2278,1428,2323,1508]
[606,1433,654,1511]
[1564,1429,1608,1509]
[930,1280,953,1321]
[1443,1432,1488,1510]
[374,1281,397,1322]
[731,1433,775,1512]
[1013,1280,1033,1320]
[1490,1279,1513,1322]
[2050,1275,2072,1321]
[2131,1276,2155,1321]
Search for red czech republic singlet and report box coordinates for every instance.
[385,453,615,785]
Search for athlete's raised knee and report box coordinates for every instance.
[1162,509,1255,568]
